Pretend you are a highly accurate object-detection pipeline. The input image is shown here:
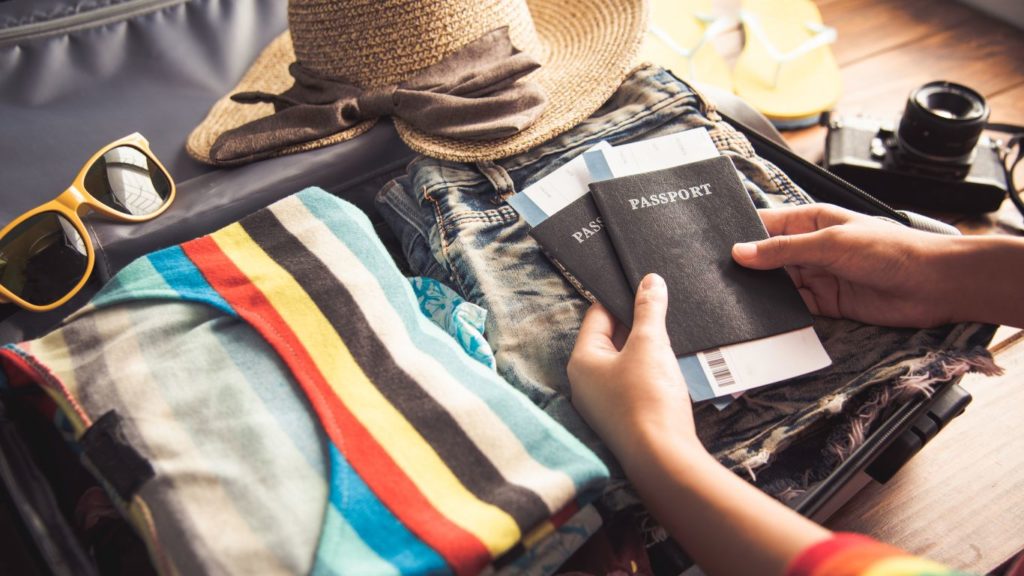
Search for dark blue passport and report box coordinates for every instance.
[588,156,812,356]
[529,193,635,326]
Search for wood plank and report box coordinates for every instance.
[819,0,982,66]
[826,335,1024,573]
[831,23,1024,119]
[991,327,1024,353]
[988,83,1024,126]
[716,0,985,68]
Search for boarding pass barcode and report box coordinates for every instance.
[699,348,736,389]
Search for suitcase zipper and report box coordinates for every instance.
[0,0,188,46]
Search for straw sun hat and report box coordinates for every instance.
[187,0,648,165]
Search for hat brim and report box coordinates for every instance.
[187,0,647,165]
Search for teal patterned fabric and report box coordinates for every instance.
[409,276,497,370]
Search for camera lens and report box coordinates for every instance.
[896,81,989,164]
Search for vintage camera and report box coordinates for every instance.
[824,81,1010,213]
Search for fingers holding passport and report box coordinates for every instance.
[732,204,865,270]
[731,203,961,328]
[757,203,860,236]
[729,203,897,270]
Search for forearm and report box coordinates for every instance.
[941,235,1024,328]
[618,429,830,576]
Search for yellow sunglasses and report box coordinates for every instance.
[0,133,175,312]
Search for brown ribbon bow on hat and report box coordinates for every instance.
[210,27,549,163]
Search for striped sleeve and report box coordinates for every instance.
[788,533,974,576]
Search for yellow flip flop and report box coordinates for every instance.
[638,0,733,92]
[733,0,841,128]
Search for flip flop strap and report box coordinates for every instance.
[740,9,837,88]
[649,13,732,81]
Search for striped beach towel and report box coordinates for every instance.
[0,188,609,575]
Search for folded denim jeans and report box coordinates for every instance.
[0,189,610,575]
[375,64,997,507]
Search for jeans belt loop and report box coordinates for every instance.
[475,160,518,203]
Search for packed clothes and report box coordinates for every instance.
[0,189,609,575]
[377,63,996,507]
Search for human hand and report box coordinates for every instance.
[567,274,701,462]
[570,278,834,576]
[732,204,962,328]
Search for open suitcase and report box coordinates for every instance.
[0,1,992,574]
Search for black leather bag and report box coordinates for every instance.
[0,1,979,574]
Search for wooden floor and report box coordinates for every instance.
[706,1,1024,572]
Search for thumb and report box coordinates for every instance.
[628,273,671,348]
[732,231,836,270]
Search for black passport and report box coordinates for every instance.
[589,156,812,356]
[529,194,636,326]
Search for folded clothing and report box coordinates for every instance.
[0,188,609,575]
[376,63,997,510]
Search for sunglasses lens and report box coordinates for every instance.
[0,212,89,307]
[84,145,172,216]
